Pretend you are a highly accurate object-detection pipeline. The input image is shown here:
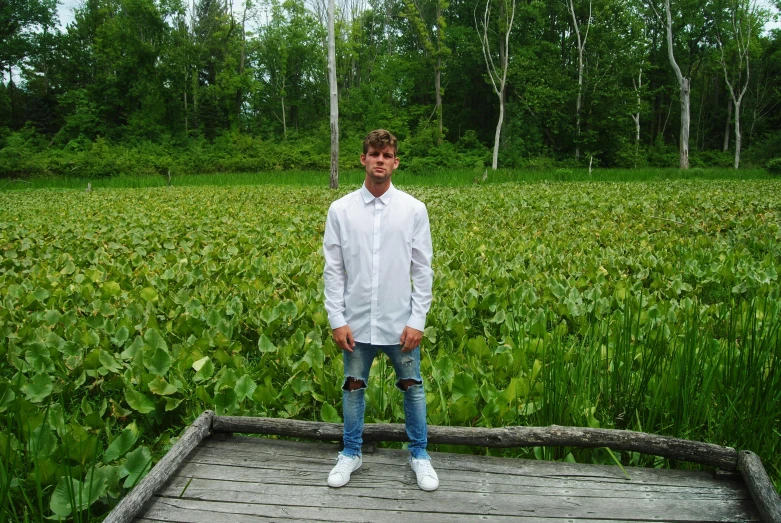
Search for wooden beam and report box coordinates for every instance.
[212,416,737,470]
[738,450,781,523]
[103,410,214,523]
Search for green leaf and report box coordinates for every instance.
[21,373,53,403]
[0,383,16,412]
[44,309,62,326]
[103,281,121,297]
[320,402,341,423]
[122,446,153,488]
[165,397,183,411]
[193,357,214,381]
[104,423,140,463]
[60,260,75,275]
[466,337,490,359]
[214,389,237,415]
[143,328,168,351]
[50,467,107,517]
[148,376,178,395]
[450,397,478,425]
[125,389,156,414]
[257,334,277,353]
[234,375,257,402]
[451,374,479,402]
[112,326,129,347]
[144,347,171,376]
[98,350,122,374]
[140,287,158,303]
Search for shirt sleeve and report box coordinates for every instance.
[323,204,348,330]
[407,203,433,332]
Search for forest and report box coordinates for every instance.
[1,0,780,177]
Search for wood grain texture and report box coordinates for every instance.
[104,410,214,523]
[132,434,761,523]
[212,416,738,469]
[738,450,781,523]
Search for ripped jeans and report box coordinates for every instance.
[341,342,430,461]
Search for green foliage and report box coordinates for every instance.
[1,180,780,520]
[766,158,781,176]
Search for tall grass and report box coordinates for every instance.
[420,293,780,487]
[0,167,772,191]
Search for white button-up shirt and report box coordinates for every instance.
[323,183,433,345]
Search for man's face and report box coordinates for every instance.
[361,145,399,184]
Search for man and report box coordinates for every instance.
[322,129,438,491]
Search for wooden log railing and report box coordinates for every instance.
[103,410,214,523]
[103,412,781,523]
[214,416,738,470]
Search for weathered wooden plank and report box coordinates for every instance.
[155,475,760,521]
[179,452,749,499]
[104,411,214,523]
[212,416,738,470]
[168,462,751,502]
[173,459,750,500]
[136,497,654,523]
[738,450,781,523]
[194,436,743,490]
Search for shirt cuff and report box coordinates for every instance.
[328,313,347,330]
[406,315,426,333]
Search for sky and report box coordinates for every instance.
[55,0,780,32]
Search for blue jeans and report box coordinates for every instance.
[341,342,430,460]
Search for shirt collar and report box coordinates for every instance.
[360,182,395,205]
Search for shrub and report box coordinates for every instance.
[766,158,781,176]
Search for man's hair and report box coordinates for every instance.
[363,129,398,156]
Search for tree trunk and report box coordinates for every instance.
[328,0,339,189]
[734,100,742,169]
[723,97,732,152]
[665,0,689,169]
[568,0,589,161]
[492,94,504,170]
[679,77,690,169]
[435,1,443,146]
[184,67,189,135]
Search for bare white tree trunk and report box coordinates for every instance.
[568,0,591,161]
[631,67,642,166]
[328,0,339,188]
[664,0,690,169]
[723,97,732,151]
[476,0,516,170]
[717,0,754,169]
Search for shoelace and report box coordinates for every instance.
[414,459,434,477]
[333,454,356,473]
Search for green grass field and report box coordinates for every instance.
[1,175,779,521]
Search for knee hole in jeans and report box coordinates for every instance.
[397,378,422,392]
[343,377,367,391]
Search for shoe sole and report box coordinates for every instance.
[328,462,361,488]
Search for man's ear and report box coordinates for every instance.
[360,154,367,165]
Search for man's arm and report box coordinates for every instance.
[402,204,433,350]
[323,205,355,351]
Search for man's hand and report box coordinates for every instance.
[400,326,423,352]
[333,325,356,352]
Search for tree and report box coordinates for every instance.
[328,0,339,188]
[402,0,449,145]
[715,0,757,168]
[567,0,591,160]
[476,0,516,170]
[663,0,691,169]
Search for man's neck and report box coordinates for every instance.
[364,177,391,198]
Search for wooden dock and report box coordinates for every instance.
[104,412,781,523]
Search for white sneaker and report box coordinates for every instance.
[327,453,362,487]
[410,457,439,491]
